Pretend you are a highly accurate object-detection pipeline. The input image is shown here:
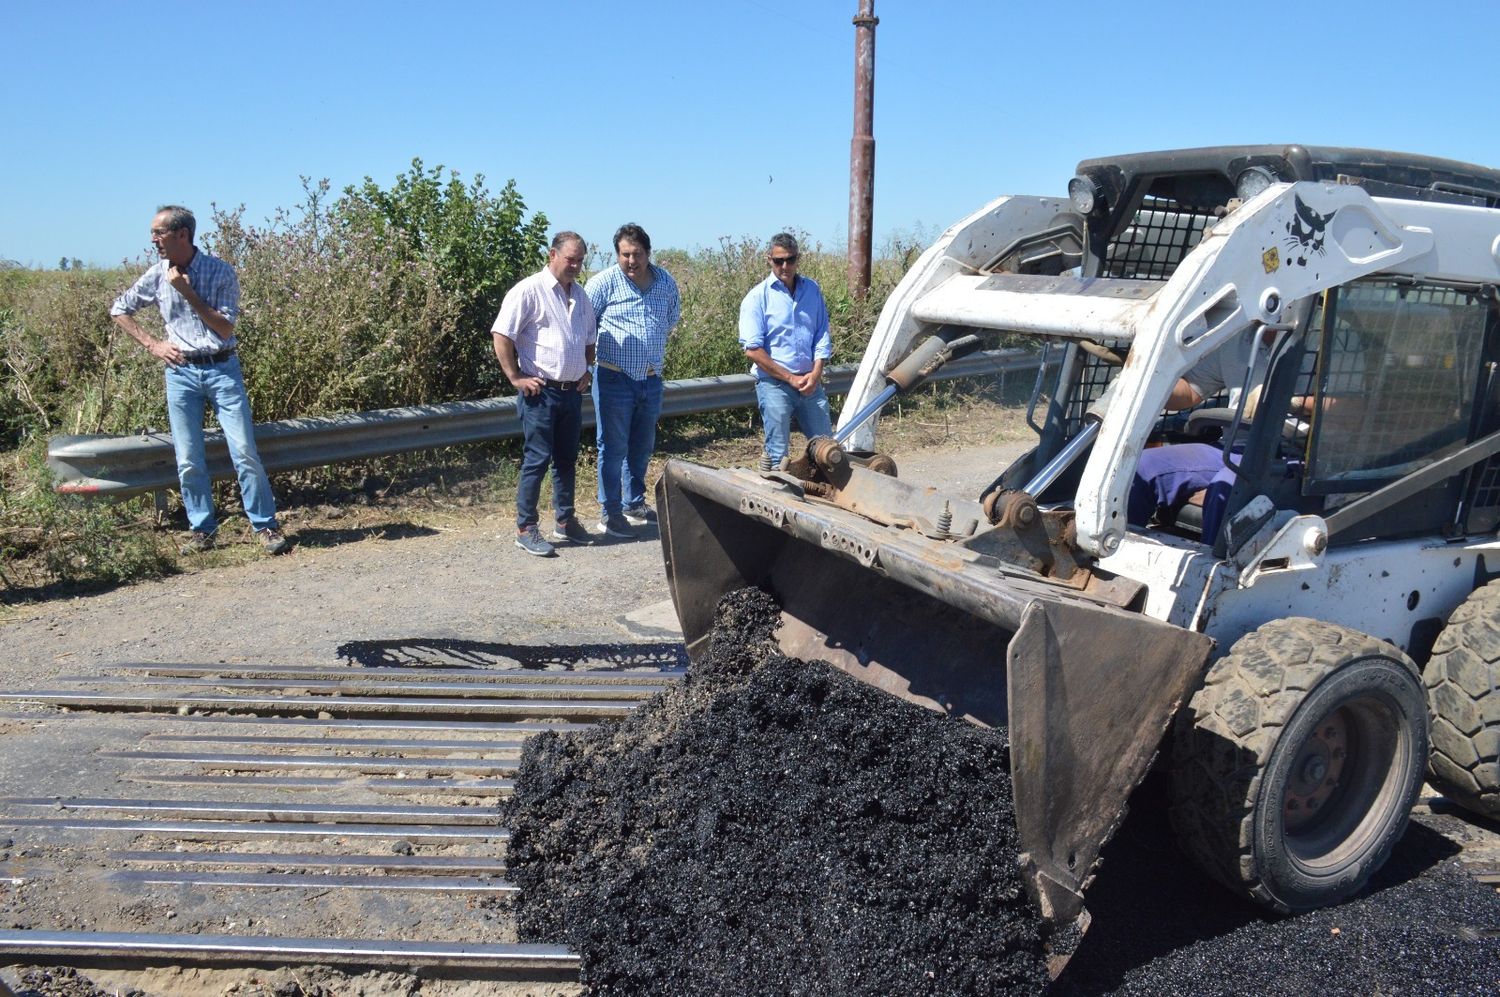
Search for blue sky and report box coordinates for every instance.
[4,1,1495,269]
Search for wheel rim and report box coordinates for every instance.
[1279,692,1409,868]
[1282,708,1349,833]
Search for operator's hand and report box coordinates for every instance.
[511,373,545,397]
[149,338,185,367]
[166,266,192,295]
[577,369,592,393]
[1242,383,1263,422]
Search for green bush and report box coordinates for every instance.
[338,159,551,397]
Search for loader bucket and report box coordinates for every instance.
[656,459,1214,923]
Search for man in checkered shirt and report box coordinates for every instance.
[110,205,288,557]
[585,223,681,539]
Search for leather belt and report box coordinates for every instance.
[543,378,579,390]
[182,348,236,365]
[597,359,659,377]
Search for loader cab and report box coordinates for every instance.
[1220,279,1500,552]
[999,146,1500,556]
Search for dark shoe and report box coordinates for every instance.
[551,518,593,544]
[179,530,216,555]
[622,504,656,526]
[515,525,556,557]
[598,513,635,539]
[256,527,290,555]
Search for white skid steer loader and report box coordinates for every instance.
[657,146,1500,927]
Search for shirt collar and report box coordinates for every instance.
[541,267,575,298]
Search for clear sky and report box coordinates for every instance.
[4,0,1495,269]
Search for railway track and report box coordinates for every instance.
[0,657,682,991]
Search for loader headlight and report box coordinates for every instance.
[1235,166,1277,201]
[1068,175,1100,214]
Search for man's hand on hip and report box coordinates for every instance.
[149,338,185,366]
[511,373,545,397]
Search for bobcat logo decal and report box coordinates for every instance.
[1284,194,1334,266]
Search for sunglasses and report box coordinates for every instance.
[769,255,800,266]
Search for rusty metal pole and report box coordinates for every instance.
[848,0,877,300]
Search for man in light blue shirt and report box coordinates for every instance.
[586,223,680,538]
[738,233,834,468]
[110,205,287,556]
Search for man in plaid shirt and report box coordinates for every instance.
[586,223,680,539]
[110,205,288,556]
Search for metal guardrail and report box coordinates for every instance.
[47,349,1043,499]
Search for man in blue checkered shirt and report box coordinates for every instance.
[110,206,288,557]
[585,223,681,539]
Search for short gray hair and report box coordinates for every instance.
[551,231,585,253]
[155,205,196,240]
[768,232,799,255]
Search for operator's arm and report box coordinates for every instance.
[1166,378,1205,412]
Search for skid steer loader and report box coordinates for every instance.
[657,146,1500,926]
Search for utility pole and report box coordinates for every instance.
[848,0,877,300]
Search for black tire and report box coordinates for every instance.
[1170,618,1428,913]
[1423,581,1500,818]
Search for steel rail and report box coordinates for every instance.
[105,663,686,684]
[80,677,666,699]
[48,348,1042,498]
[1,817,506,841]
[0,712,595,733]
[0,691,640,720]
[100,749,520,775]
[141,734,529,752]
[124,774,514,795]
[105,870,516,892]
[106,850,511,873]
[1,797,500,824]
[0,930,578,973]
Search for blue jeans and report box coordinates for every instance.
[515,384,583,530]
[593,366,664,515]
[754,379,833,464]
[164,354,279,535]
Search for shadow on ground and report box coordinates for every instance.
[335,637,687,671]
[289,522,441,548]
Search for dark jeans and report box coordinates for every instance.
[593,366,664,515]
[515,385,582,530]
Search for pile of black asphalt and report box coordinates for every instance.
[504,587,1053,996]
[506,586,1500,996]
[1051,777,1500,995]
